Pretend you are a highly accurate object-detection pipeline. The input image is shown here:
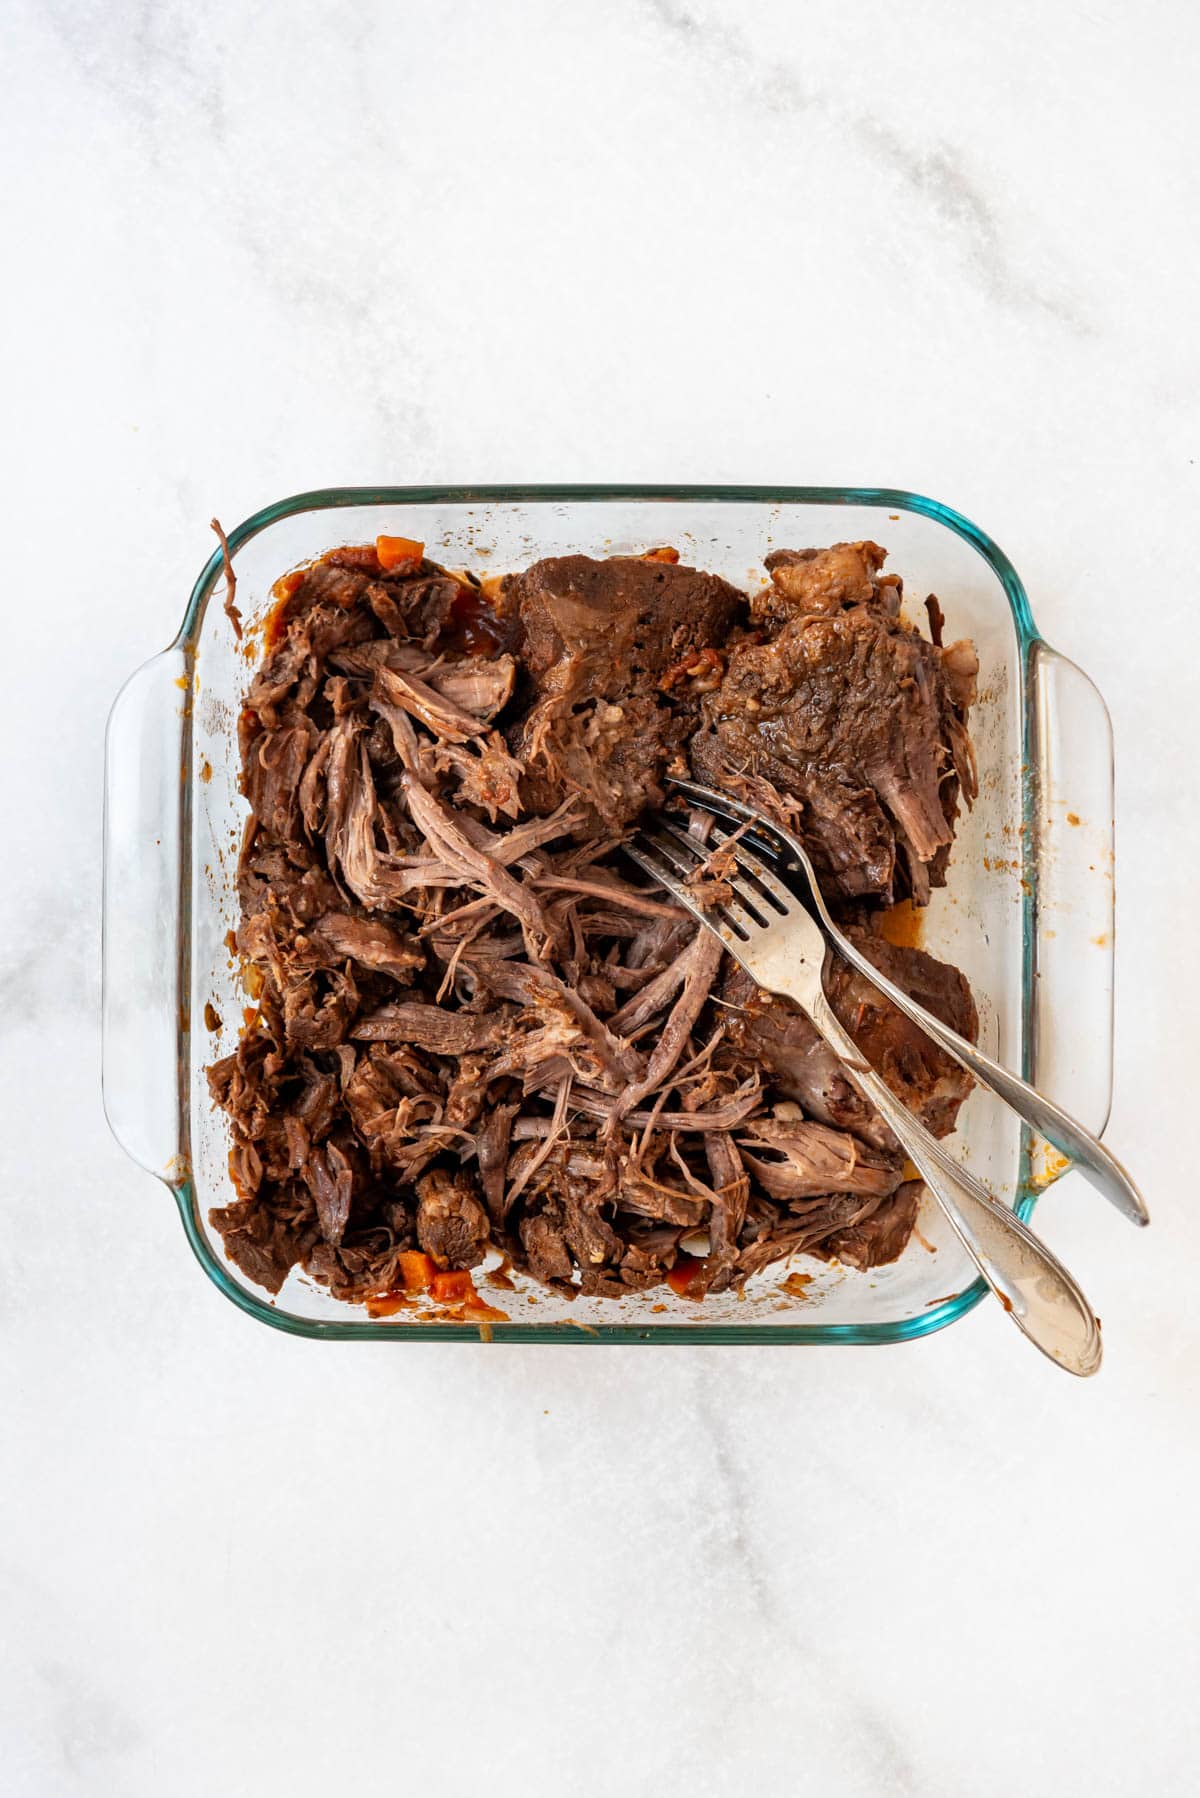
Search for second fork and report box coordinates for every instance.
[625,810,1104,1376]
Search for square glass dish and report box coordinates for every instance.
[103,487,1115,1342]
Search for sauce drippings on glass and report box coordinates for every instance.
[878,899,923,950]
[263,568,309,652]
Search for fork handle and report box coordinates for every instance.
[831,937,1148,1228]
[804,989,1102,1376]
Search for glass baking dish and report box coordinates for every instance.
[102,487,1115,1342]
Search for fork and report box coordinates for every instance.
[668,776,1147,1229]
[625,811,1104,1376]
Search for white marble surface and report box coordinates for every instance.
[3,0,1198,1791]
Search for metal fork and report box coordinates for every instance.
[625,812,1104,1376]
[668,777,1147,1229]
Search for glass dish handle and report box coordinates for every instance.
[102,647,189,1178]
[1026,639,1115,1141]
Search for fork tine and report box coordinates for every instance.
[665,777,800,865]
[622,839,713,933]
[643,813,704,871]
[667,776,820,888]
[651,813,784,929]
[708,824,796,915]
[666,776,762,830]
[641,819,766,940]
[623,837,697,910]
[624,840,761,971]
[639,818,704,883]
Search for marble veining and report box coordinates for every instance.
[645,0,1086,328]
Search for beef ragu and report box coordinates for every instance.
[206,537,980,1307]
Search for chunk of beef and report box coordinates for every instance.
[242,725,314,842]
[519,1211,574,1286]
[305,1230,408,1302]
[692,549,977,902]
[399,572,466,647]
[433,734,524,823]
[207,1029,293,1145]
[208,1196,310,1295]
[562,1177,623,1275]
[738,1117,903,1201]
[703,1133,750,1288]
[373,665,487,742]
[814,1178,924,1271]
[303,1141,355,1246]
[616,1170,706,1228]
[610,927,724,1124]
[415,1169,490,1270]
[312,913,425,982]
[724,929,977,1145]
[722,963,895,1151]
[342,1048,438,1167]
[300,560,371,612]
[826,926,978,1139]
[514,689,681,829]
[248,601,375,721]
[477,1101,520,1222]
[730,1188,882,1281]
[513,554,742,696]
[614,1224,684,1292]
[757,541,890,627]
[351,1001,508,1054]
[426,655,517,721]
[281,965,359,1049]
[507,555,742,829]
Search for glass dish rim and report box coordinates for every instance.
[172,483,1050,1344]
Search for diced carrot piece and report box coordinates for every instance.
[431,1269,475,1304]
[642,546,680,564]
[464,1295,508,1323]
[667,1254,705,1297]
[376,534,425,573]
[398,1250,435,1293]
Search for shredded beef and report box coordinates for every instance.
[416,1168,490,1269]
[505,554,742,830]
[207,537,978,1304]
[691,542,978,903]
